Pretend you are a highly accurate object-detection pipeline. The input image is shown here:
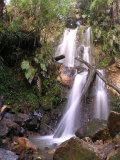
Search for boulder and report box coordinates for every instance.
[3,113,22,125]
[106,62,120,95]
[12,138,38,160]
[0,119,22,137]
[0,120,9,137]
[57,65,74,86]
[53,137,103,160]
[0,138,12,150]
[17,112,32,122]
[17,137,38,152]
[106,133,120,159]
[107,111,120,138]
[0,148,18,160]
[75,118,112,142]
[26,116,40,131]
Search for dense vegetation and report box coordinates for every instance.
[0,0,120,111]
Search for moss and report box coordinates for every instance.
[97,56,113,69]
[78,27,83,40]
[53,137,101,160]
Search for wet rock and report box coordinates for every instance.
[57,65,74,86]
[0,119,22,137]
[17,113,32,123]
[12,144,37,160]
[3,113,22,124]
[13,137,38,152]
[48,149,56,155]
[34,110,42,120]
[75,118,112,142]
[0,148,18,160]
[26,116,40,131]
[107,111,120,138]
[106,63,120,95]
[53,137,102,160]
[66,18,77,29]
[1,138,12,150]
[0,120,9,137]
[39,114,52,135]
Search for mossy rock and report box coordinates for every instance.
[107,111,120,138]
[75,118,112,142]
[53,137,102,160]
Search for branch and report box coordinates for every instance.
[76,58,96,100]
[76,58,120,95]
[96,70,120,94]
[54,54,65,61]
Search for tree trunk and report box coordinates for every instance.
[54,54,65,61]
[76,58,120,97]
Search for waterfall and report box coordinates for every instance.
[54,72,87,138]
[55,28,78,67]
[30,26,110,155]
[82,27,92,66]
[94,70,109,120]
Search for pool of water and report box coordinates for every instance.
[29,135,74,160]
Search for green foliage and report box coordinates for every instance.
[21,60,37,80]
[0,63,39,112]
[78,0,120,56]
[90,0,112,10]
[20,40,62,108]
[96,56,112,68]
[9,0,72,32]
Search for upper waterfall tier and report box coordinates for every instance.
[55,26,93,68]
[55,28,77,67]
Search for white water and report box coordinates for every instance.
[30,72,87,152]
[94,70,109,120]
[30,26,109,157]
[82,27,92,66]
[83,46,91,64]
[54,72,87,138]
[55,28,78,67]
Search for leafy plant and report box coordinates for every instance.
[21,60,37,80]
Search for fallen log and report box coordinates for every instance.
[81,68,96,100]
[76,58,96,100]
[54,54,65,61]
[96,70,120,94]
[76,58,120,98]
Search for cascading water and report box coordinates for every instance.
[76,27,92,69]
[30,26,110,159]
[94,70,109,120]
[55,28,78,67]
[82,27,92,65]
[54,72,87,138]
